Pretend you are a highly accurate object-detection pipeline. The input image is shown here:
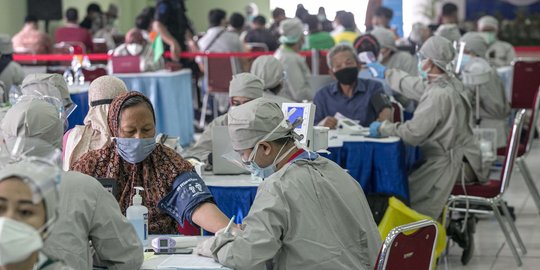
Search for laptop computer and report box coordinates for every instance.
[211,126,249,175]
[111,55,141,73]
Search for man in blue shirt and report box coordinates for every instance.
[314,44,392,128]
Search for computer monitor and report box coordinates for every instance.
[282,103,316,150]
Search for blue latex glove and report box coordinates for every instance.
[367,62,386,79]
[369,121,382,137]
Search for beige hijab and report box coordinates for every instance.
[63,76,128,170]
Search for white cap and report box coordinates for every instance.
[478,15,498,32]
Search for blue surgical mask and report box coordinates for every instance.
[243,142,295,179]
[114,137,156,164]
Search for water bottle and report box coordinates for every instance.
[75,68,85,85]
[63,69,74,86]
[82,55,91,68]
[126,187,149,248]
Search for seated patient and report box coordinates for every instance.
[183,73,264,164]
[0,158,70,270]
[73,92,230,233]
[1,98,143,269]
[112,28,164,72]
[314,44,392,129]
[197,98,382,270]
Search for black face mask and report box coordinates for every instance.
[334,67,358,85]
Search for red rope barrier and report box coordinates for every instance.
[13,50,328,62]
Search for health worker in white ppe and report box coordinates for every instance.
[1,98,144,270]
[197,98,381,270]
[367,36,487,219]
[478,16,516,68]
[250,55,293,105]
[0,156,71,270]
[459,32,511,148]
[274,18,313,102]
[371,26,418,76]
[183,73,264,164]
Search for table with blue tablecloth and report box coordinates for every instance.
[115,69,194,146]
[203,135,419,224]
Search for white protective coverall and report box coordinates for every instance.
[382,69,487,218]
[206,98,381,270]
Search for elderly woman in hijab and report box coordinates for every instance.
[1,98,143,269]
[368,36,487,219]
[0,155,71,269]
[371,27,418,75]
[250,55,293,105]
[112,28,163,72]
[183,73,264,164]
[72,92,230,233]
[63,76,128,170]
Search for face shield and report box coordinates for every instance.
[0,137,61,235]
[18,82,77,126]
[453,41,466,74]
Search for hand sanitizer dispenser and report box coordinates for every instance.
[126,186,149,247]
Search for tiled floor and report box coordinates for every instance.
[439,136,540,269]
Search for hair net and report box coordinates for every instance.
[279,18,304,44]
[478,15,498,32]
[229,73,264,99]
[250,56,284,90]
[419,36,455,72]
[460,32,488,58]
[435,24,461,43]
[0,34,13,55]
[370,27,397,51]
[227,98,296,151]
[0,158,60,227]
[21,73,73,109]
[88,75,128,105]
[409,22,428,44]
[1,99,64,149]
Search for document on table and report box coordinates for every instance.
[156,254,231,269]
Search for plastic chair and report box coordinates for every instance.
[497,87,540,214]
[92,38,109,53]
[82,66,108,82]
[374,219,438,270]
[305,50,329,75]
[378,197,446,261]
[448,109,527,266]
[510,58,540,109]
[391,100,404,123]
[198,56,238,128]
[54,41,86,55]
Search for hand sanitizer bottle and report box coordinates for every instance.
[126,187,149,247]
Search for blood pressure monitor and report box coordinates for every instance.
[152,237,176,250]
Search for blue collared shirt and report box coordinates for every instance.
[313,78,389,126]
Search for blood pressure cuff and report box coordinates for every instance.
[371,93,392,114]
[158,170,215,227]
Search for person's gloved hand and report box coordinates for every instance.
[367,62,386,79]
[369,121,382,137]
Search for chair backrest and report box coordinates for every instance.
[374,219,438,270]
[54,41,86,55]
[511,58,540,109]
[82,66,108,82]
[306,50,330,75]
[92,39,109,53]
[391,100,404,123]
[500,109,526,195]
[204,56,235,94]
[246,42,269,52]
[523,87,540,155]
